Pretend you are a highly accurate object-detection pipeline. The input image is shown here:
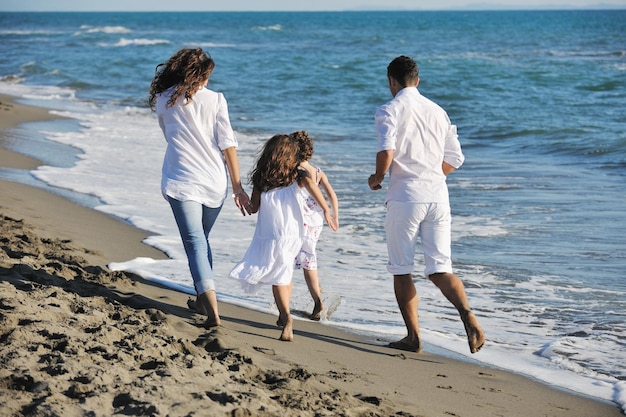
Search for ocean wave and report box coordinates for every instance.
[77,25,132,34]
[20,61,48,75]
[0,29,59,36]
[197,42,239,48]
[254,24,282,31]
[548,49,626,59]
[576,80,624,92]
[104,38,170,47]
[0,74,25,83]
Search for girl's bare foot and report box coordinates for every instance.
[461,310,485,353]
[279,315,293,341]
[310,301,324,321]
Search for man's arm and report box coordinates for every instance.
[368,150,394,190]
[442,161,457,176]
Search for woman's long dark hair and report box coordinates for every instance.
[148,48,215,111]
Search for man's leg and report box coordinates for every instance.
[389,274,422,352]
[429,272,485,353]
[385,201,423,352]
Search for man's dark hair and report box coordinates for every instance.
[387,55,419,87]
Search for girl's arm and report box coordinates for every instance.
[249,186,261,214]
[318,171,339,227]
[299,174,338,232]
[223,146,252,215]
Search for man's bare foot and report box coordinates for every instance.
[310,301,324,321]
[279,315,293,341]
[388,336,422,353]
[204,317,221,329]
[461,310,485,353]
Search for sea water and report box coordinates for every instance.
[0,10,624,411]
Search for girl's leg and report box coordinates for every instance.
[168,197,222,325]
[272,282,293,341]
[303,268,324,320]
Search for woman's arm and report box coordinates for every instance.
[222,146,252,215]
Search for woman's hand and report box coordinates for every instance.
[233,190,252,215]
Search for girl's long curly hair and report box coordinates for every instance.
[148,48,215,111]
[250,134,303,193]
[291,130,314,162]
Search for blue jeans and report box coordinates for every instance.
[168,197,222,294]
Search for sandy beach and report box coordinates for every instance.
[0,94,622,416]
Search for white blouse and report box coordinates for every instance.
[157,87,238,208]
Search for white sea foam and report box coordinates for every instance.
[78,25,132,34]
[0,29,59,36]
[255,24,283,31]
[107,38,171,47]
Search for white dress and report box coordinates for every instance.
[229,182,304,294]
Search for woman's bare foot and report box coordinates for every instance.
[309,301,324,321]
[187,298,208,315]
[461,310,485,353]
[278,315,293,341]
[196,291,220,328]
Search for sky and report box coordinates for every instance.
[1,0,624,11]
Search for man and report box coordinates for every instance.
[368,55,485,354]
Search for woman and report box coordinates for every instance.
[149,47,251,328]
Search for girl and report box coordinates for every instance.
[292,131,339,321]
[149,48,252,328]
[229,133,338,341]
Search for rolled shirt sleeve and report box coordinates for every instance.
[443,123,465,169]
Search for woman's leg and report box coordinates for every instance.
[168,197,222,326]
[196,288,220,328]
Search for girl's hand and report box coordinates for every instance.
[325,211,339,232]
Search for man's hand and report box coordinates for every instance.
[368,174,383,190]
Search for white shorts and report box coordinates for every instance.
[385,200,453,277]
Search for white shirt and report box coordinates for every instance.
[157,87,237,207]
[375,87,464,203]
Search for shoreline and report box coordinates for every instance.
[0,93,622,416]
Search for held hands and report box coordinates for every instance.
[233,190,253,216]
